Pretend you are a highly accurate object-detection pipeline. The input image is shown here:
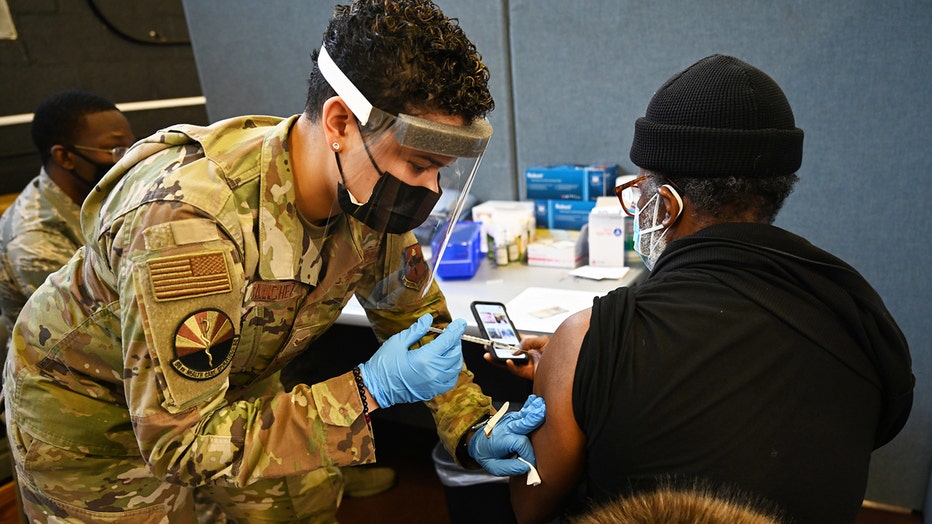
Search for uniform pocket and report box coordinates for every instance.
[18,433,183,522]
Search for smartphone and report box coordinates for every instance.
[470,301,528,365]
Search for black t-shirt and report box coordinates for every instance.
[572,223,913,524]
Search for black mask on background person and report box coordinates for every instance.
[334,149,441,235]
[68,148,115,186]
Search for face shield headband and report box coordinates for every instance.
[318,45,494,297]
[317,46,492,156]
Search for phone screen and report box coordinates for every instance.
[471,301,527,362]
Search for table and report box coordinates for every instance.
[338,259,645,336]
[320,258,645,415]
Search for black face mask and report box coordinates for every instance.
[334,146,441,235]
[68,148,114,186]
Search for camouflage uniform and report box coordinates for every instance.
[3,115,493,523]
[0,168,84,352]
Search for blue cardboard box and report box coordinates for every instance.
[431,221,483,279]
[525,164,618,201]
[534,200,597,230]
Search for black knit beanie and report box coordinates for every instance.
[630,54,803,178]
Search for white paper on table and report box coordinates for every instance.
[569,265,630,281]
[506,286,606,334]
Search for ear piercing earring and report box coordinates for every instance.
[332,142,341,151]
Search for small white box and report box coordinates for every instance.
[588,197,627,267]
[471,200,535,227]
[526,227,588,268]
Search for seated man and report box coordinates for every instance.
[0,90,135,351]
[508,55,913,524]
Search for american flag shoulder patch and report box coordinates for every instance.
[149,250,232,301]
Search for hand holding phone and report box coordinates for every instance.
[470,301,529,366]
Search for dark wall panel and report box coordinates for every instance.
[0,0,207,195]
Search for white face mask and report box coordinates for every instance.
[632,192,666,270]
[632,184,683,271]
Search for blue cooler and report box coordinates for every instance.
[431,221,483,279]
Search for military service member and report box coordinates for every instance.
[3,1,545,522]
[0,90,135,358]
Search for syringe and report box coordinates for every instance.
[427,326,526,354]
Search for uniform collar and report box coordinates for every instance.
[257,115,364,283]
[37,166,81,216]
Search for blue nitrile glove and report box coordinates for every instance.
[359,314,466,409]
[468,394,546,476]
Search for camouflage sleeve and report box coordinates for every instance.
[426,364,494,461]
[356,232,492,462]
[355,231,457,340]
[2,228,81,314]
[113,199,375,488]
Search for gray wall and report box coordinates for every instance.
[182,0,931,511]
[182,0,517,202]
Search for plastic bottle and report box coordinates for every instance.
[494,225,509,266]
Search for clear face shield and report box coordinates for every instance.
[318,46,493,299]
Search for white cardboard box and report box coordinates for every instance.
[588,196,627,267]
[526,227,588,268]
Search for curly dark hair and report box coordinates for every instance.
[305,0,494,124]
[31,90,118,166]
[644,171,799,224]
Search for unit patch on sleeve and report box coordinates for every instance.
[149,250,232,301]
[172,309,238,380]
[401,243,428,290]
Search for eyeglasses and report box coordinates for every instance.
[614,175,649,217]
[70,144,129,163]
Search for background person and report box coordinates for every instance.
[0,90,135,356]
[507,54,913,524]
[0,88,135,524]
[3,1,542,522]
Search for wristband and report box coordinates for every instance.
[456,414,491,468]
[352,366,370,424]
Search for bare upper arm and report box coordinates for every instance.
[510,307,590,523]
